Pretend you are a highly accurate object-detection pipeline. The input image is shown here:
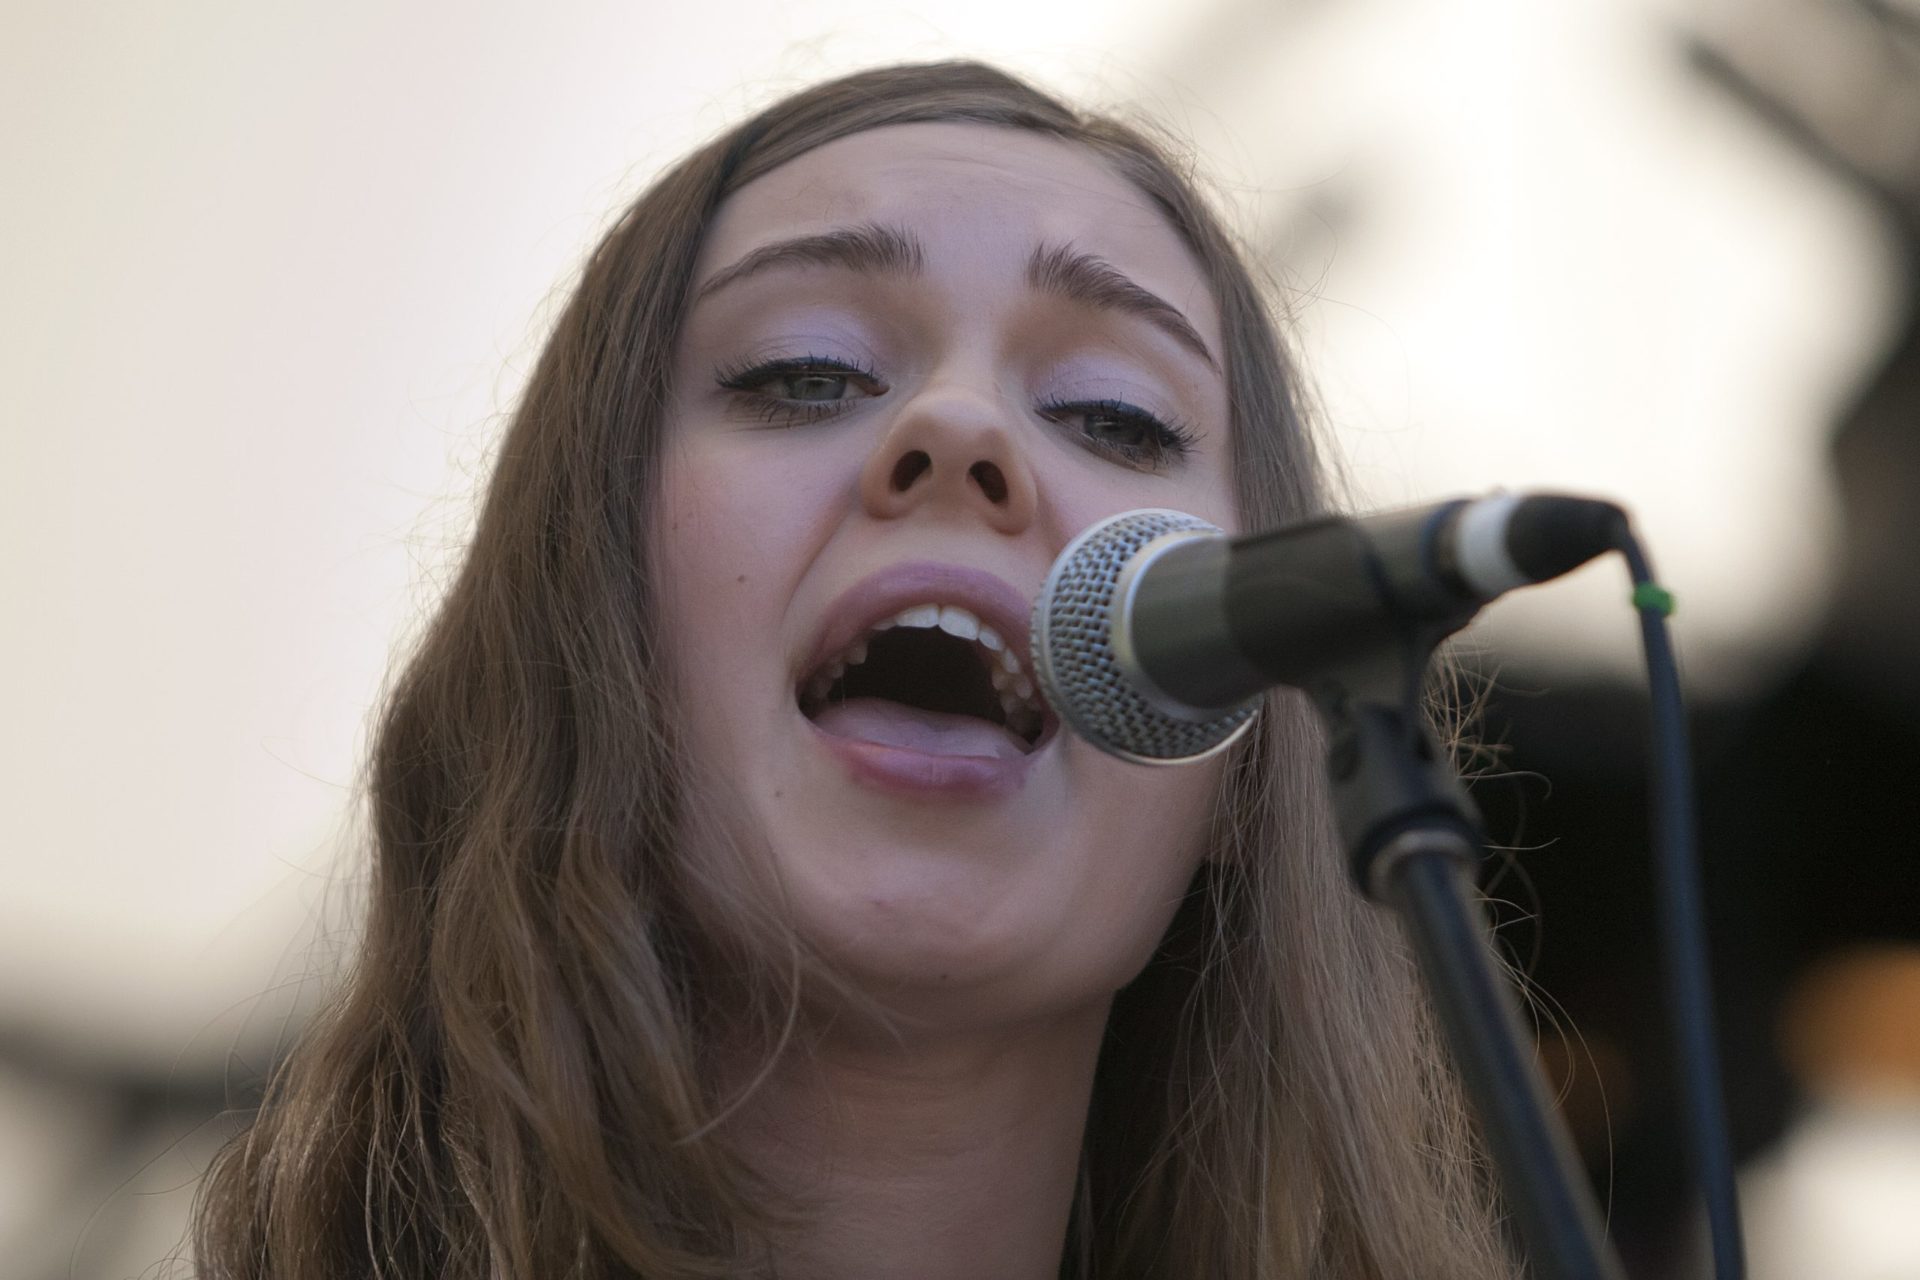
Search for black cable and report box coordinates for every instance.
[1616,528,1746,1280]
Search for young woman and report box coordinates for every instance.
[193,61,1514,1279]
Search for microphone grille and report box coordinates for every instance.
[1031,509,1259,764]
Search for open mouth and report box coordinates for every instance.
[796,604,1049,755]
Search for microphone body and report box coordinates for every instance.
[1033,494,1624,763]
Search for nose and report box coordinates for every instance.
[857,384,1038,534]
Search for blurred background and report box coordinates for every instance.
[4,0,1917,1275]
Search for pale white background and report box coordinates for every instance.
[0,0,1899,1273]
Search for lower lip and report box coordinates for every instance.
[803,716,1046,800]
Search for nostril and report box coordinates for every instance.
[890,450,931,491]
[969,461,1008,504]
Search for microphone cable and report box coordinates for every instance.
[1614,524,1745,1280]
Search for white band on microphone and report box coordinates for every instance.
[1453,493,1531,597]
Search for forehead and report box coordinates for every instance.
[698,122,1219,337]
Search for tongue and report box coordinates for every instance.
[811,697,1027,759]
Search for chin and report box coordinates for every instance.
[771,835,1175,1033]
[793,841,1050,968]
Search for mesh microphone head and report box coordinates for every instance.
[1030,509,1260,765]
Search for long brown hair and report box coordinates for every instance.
[192,61,1513,1278]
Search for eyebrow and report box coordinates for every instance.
[693,222,926,302]
[1025,241,1218,372]
[693,222,1218,372]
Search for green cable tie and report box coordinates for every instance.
[1632,581,1676,616]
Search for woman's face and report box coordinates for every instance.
[657,121,1238,1030]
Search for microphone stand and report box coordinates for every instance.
[1308,634,1628,1280]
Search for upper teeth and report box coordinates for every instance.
[804,602,1044,735]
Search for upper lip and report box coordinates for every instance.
[796,561,1037,690]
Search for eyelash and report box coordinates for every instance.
[712,354,1199,467]
[714,354,884,428]
[1040,397,1200,467]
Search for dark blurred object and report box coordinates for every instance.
[1474,5,1920,1276]
[1686,0,1920,1156]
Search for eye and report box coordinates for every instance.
[785,372,855,402]
[1041,397,1199,469]
[714,354,886,426]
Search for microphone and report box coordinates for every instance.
[1029,494,1626,763]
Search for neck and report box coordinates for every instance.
[720,1001,1110,1280]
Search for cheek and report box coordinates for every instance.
[1059,749,1225,971]
[654,432,822,640]
[649,432,854,802]
[651,444,794,774]
[653,431,856,595]
[656,441,778,591]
